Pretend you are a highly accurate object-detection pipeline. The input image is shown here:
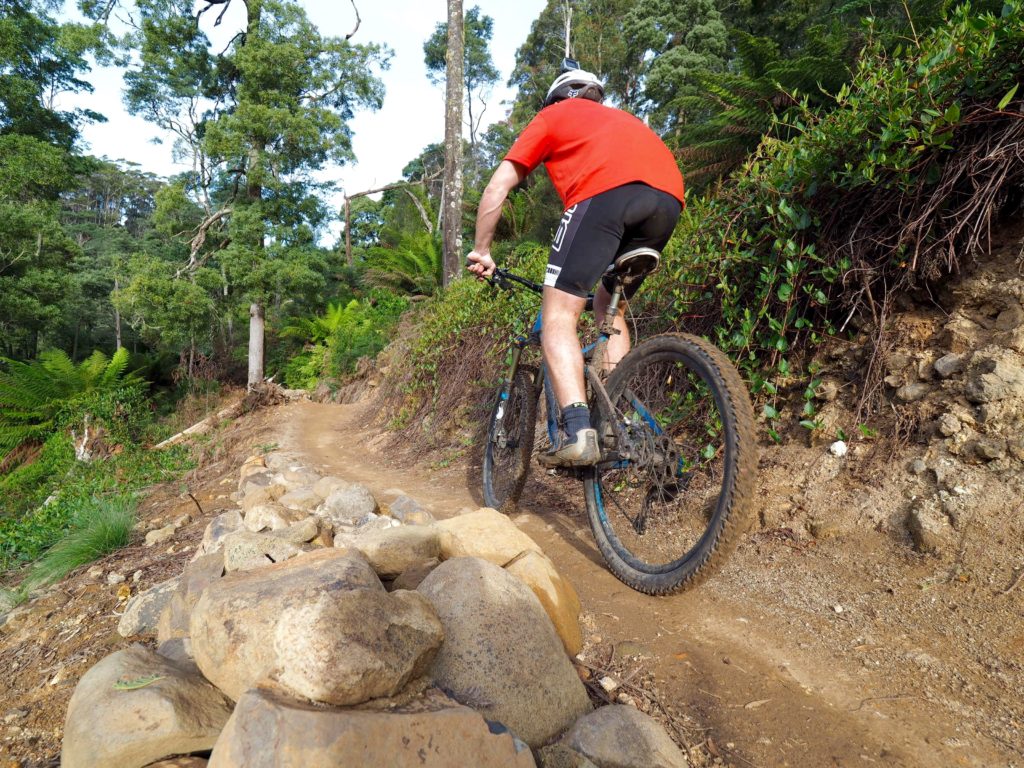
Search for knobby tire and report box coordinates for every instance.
[584,334,758,594]
[482,366,538,511]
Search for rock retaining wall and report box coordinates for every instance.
[61,451,687,768]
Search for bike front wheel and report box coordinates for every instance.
[483,366,538,511]
[585,334,757,594]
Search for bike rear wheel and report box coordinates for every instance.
[483,366,538,511]
[585,334,757,594]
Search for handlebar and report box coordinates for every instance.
[486,267,595,311]
[491,267,543,294]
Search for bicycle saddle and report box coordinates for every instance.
[606,247,661,284]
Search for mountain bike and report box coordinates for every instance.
[481,248,758,594]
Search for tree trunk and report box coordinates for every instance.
[113,274,123,351]
[344,196,353,267]
[248,302,265,388]
[244,1,266,389]
[442,0,465,286]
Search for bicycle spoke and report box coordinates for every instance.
[594,355,727,571]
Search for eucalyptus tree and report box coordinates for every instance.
[113,0,388,385]
[620,0,728,140]
[424,5,500,157]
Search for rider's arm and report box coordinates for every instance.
[466,160,528,278]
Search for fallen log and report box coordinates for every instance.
[153,400,245,450]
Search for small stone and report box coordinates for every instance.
[87,566,104,580]
[107,573,126,586]
[829,440,848,457]
[145,525,176,547]
[937,413,961,437]
[933,353,964,379]
[173,514,192,529]
[833,604,844,614]
[598,676,619,693]
[895,382,930,403]
[975,437,1007,462]
[132,570,143,583]
[908,458,928,475]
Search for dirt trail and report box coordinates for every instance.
[275,399,1020,768]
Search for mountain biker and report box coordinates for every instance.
[466,64,685,468]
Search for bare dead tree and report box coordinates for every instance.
[341,173,441,265]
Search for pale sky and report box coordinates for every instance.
[58,0,548,239]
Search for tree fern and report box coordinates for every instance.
[362,232,444,296]
[677,28,852,191]
[0,348,141,461]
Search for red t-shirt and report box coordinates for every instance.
[504,99,685,210]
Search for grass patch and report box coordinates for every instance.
[0,443,193,570]
[23,495,136,590]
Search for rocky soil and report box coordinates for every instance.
[1,222,1023,767]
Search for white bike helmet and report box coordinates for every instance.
[543,68,605,107]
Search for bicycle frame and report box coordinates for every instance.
[493,268,643,460]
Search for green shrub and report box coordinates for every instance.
[380,243,549,438]
[641,0,1024,394]
[0,442,192,570]
[282,344,328,390]
[326,291,409,377]
[23,494,136,589]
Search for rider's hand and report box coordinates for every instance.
[466,250,496,280]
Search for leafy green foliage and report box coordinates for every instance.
[396,243,548,412]
[326,292,409,378]
[0,348,143,461]
[639,0,1024,391]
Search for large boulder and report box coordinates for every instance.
[117,575,180,638]
[349,525,442,579]
[242,503,300,532]
[268,516,321,545]
[561,705,688,768]
[157,552,225,647]
[220,530,302,572]
[278,466,322,489]
[436,508,543,565]
[387,494,436,526]
[240,485,285,513]
[199,511,244,556]
[191,548,442,704]
[276,487,322,513]
[317,483,378,527]
[417,557,590,747]
[505,550,583,656]
[208,687,536,768]
[61,645,232,768]
[312,475,348,499]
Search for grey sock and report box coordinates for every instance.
[561,404,591,440]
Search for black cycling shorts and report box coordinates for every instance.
[544,182,682,299]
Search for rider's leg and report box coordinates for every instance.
[539,286,599,466]
[541,286,587,407]
[593,284,630,372]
